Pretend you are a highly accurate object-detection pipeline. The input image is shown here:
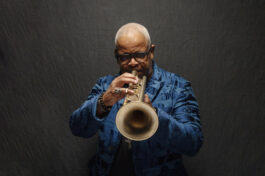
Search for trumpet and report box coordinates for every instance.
[116,70,159,141]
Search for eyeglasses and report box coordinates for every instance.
[115,49,151,63]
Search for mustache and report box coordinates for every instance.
[122,67,144,73]
[126,69,144,73]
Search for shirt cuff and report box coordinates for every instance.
[91,95,107,122]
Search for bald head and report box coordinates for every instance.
[115,23,151,50]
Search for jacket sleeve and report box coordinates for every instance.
[69,77,107,138]
[156,80,203,156]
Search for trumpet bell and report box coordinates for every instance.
[116,102,159,141]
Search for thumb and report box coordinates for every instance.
[144,94,152,106]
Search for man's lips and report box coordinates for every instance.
[126,68,144,73]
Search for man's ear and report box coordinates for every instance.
[114,49,119,64]
[150,44,155,60]
[114,48,118,60]
[114,48,117,57]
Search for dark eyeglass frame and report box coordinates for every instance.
[115,48,151,63]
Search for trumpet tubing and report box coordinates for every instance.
[115,70,159,141]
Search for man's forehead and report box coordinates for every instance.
[116,33,147,49]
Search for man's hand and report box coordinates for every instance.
[144,94,152,107]
[102,73,138,107]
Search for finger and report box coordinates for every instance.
[117,77,138,86]
[124,88,135,95]
[144,94,151,104]
[121,72,137,78]
[120,73,138,82]
[112,88,134,95]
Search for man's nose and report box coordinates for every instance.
[128,57,138,66]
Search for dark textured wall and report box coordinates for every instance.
[0,0,264,175]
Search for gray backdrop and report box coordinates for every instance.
[0,0,264,175]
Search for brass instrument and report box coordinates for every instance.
[116,70,159,141]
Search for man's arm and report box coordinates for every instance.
[69,73,137,138]
[155,80,203,156]
[69,78,106,138]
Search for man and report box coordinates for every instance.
[70,23,203,176]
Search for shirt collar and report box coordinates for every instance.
[145,61,163,102]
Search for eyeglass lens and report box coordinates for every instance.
[117,51,149,62]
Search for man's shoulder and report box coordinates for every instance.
[157,66,190,88]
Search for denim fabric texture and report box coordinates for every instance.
[70,61,203,176]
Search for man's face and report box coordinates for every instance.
[115,33,155,78]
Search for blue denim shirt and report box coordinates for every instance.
[70,62,203,176]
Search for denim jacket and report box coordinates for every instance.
[70,62,203,176]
